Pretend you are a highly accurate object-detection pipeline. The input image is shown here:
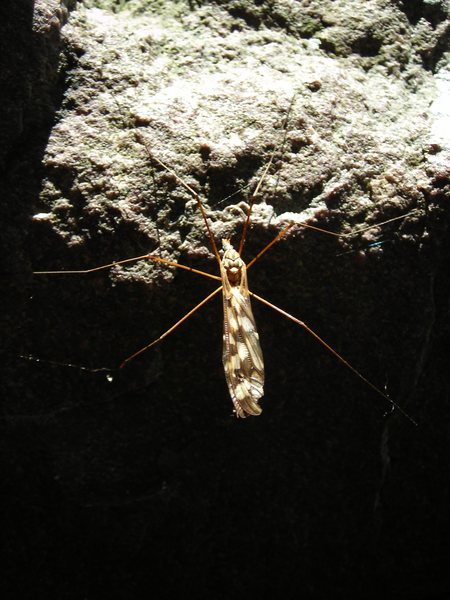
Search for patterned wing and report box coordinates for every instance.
[222,286,264,417]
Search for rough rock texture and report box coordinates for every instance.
[2,0,450,598]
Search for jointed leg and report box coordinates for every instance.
[136,132,222,264]
[238,95,297,256]
[34,253,220,282]
[120,285,223,368]
[246,211,419,271]
[250,290,417,425]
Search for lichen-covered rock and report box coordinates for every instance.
[2,1,449,598]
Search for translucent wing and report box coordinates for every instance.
[222,285,264,417]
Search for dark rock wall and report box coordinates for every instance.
[1,1,449,598]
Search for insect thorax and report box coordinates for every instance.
[221,239,245,287]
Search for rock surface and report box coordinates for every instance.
[1,0,450,597]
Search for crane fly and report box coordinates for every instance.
[34,124,418,423]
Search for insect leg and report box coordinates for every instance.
[136,132,222,265]
[250,290,417,426]
[34,253,220,282]
[120,286,223,368]
[246,210,420,270]
[238,95,297,256]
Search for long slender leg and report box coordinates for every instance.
[34,253,220,282]
[250,290,417,425]
[136,132,222,264]
[137,97,297,264]
[238,95,296,256]
[119,285,223,368]
[246,210,419,270]
[23,286,223,377]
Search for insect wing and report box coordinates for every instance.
[222,286,264,417]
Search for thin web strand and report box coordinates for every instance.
[20,354,113,374]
